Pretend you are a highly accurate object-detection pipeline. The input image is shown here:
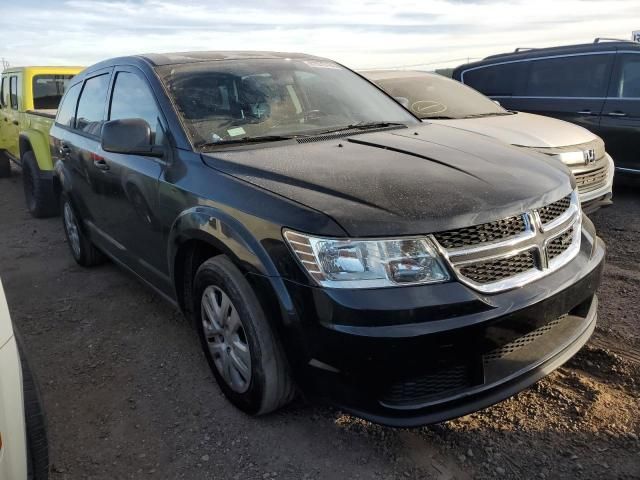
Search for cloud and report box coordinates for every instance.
[0,0,638,69]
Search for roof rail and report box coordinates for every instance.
[514,47,536,52]
[594,37,629,43]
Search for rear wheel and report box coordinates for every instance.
[193,255,295,415]
[0,151,10,178]
[61,195,105,267]
[22,151,58,218]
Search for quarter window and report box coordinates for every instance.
[75,74,110,136]
[9,76,18,109]
[109,72,164,145]
[615,54,640,98]
[524,54,612,97]
[56,83,81,128]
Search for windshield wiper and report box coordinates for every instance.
[198,135,298,148]
[461,112,515,119]
[421,115,456,120]
[310,121,407,136]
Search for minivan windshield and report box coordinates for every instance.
[157,58,418,148]
[373,73,511,120]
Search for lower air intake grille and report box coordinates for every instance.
[381,364,472,406]
[459,250,536,284]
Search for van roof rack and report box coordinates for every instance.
[594,37,630,43]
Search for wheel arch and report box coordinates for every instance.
[18,130,52,171]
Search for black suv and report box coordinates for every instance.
[453,39,640,175]
[50,52,604,427]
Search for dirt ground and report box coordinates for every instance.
[1,168,638,480]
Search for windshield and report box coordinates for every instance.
[375,74,509,120]
[157,58,418,147]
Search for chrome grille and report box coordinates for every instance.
[547,227,574,260]
[433,191,581,293]
[537,195,571,224]
[575,164,608,194]
[433,215,526,249]
[459,250,536,283]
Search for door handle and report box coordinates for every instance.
[608,111,627,117]
[577,110,592,115]
[60,144,71,156]
[93,158,110,171]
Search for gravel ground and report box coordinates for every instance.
[1,168,638,480]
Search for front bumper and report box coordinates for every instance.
[576,154,614,214]
[272,222,605,427]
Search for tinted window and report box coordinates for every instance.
[56,83,81,128]
[75,74,110,136]
[374,74,508,119]
[157,58,417,147]
[463,62,521,96]
[614,54,640,98]
[9,76,18,109]
[109,72,164,145]
[33,75,74,110]
[525,54,612,97]
[0,77,6,107]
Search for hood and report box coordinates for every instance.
[201,123,573,237]
[428,112,596,148]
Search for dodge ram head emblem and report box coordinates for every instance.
[583,149,596,165]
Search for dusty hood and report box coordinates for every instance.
[201,123,573,237]
[428,112,596,148]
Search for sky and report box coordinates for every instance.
[1,0,639,70]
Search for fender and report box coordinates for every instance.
[19,127,54,172]
[168,205,281,281]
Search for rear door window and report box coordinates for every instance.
[55,83,81,128]
[611,53,640,98]
[33,75,74,110]
[462,62,523,96]
[524,54,613,97]
[75,73,110,136]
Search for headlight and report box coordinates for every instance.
[283,230,450,288]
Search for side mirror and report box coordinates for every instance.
[393,96,410,109]
[101,118,164,157]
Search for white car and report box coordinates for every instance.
[0,280,48,480]
[363,70,614,213]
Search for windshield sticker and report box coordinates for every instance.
[304,60,341,69]
[227,127,246,137]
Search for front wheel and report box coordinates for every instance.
[61,195,105,267]
[193,255,295,415]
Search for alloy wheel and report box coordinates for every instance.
[63,202,81,258]
[201,285,252,393]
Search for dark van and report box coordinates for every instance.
[453,39,640,174]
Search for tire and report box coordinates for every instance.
[22,151,58,218]
[0,151,10,178]
[60,194,105,267]
[193,255,295,415]
[17,339,49,480]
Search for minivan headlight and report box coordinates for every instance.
[283,230,449,288]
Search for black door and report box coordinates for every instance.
[505,53,615,137]
[95,67,171,293]
[599,52,640,173]
[62,70,112,228]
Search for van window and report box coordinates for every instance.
[33,75,74,110]
[75,74,110,136]
[0,77,6,107]
[525,54,612,97]
[462,62,521,96]
[9,76,18,109]
[56,83,81,128]
[109,72,164,145]
[615,54,640,98]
